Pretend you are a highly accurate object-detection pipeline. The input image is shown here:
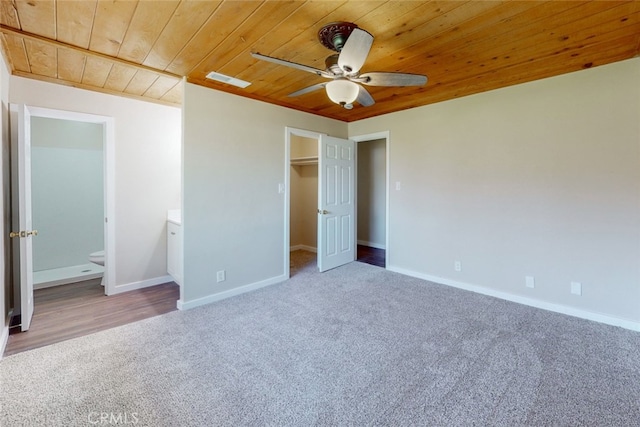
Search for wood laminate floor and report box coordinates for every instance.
[4,279,180,357]
[357,245,386,268]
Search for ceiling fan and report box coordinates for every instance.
[251,22,427,109]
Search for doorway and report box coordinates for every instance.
[280,127,356,275]
[352,132,389,268]
[9,105,115,331]
[31,116,105,288]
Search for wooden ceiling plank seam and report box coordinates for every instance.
[0,25,181,79]
[363,0,543,71]
[197,0,309,77]
[55,0,98,49]
[103,63,138,93]
[184,0,271,76]
[114,0,141,58]
[24,38,57,78]
[12,69,180,107]
[436,41,637,108]
[165,0,265,76]
[404,8,640,83]
[436,0,620,58]
[363,1,564,76]
[123,69,160,96]
[1,32,30,72]
[143,75,179,99]
[89,0,138,57]
[143,0,224,71]
[81,55,113,87]
[191,0,308,80]
[116,0,181,64]
[371,1,632,82]
[365,34,638,114]
[160,81,183,104]
[0,0,20,28]
[14,0,56,39]
[0,33,15,72]
[138,0,186,66]
[56,47,86,83]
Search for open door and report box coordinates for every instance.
[10,104,35,331]
[317,134,356,272]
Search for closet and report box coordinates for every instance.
[290,135,318,253]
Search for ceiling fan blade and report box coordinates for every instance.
[356,84,375,107]
[337,28,373,75]
[251,52,332,78]
[360,72,427,87]
[288,82,327,98]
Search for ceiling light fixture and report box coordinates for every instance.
[325,79,359,108]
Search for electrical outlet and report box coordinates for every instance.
[278,183,285,194]
[525,276,535,289]
[571,281,582,296]
[395,181,401,191]
[454,261,462,272]
[216,270,226,283]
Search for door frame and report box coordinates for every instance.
[283,127,324,278]
[351,131,390,266]
[13,105,116,296]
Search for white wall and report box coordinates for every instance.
[349,58,640,328]
[9,77,181,288]
[290,135,318,250]
[31,118,104,271]
[0,45,10,355]
[181,83,346,308]
[357,138,386,249]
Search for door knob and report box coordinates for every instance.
[27,230,38,236]
[317,209,329,214]
[9,231,23,238]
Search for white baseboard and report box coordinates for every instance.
[0,325,8,360]
[357,240,386,250]
[177,274,288,311]
[108,275,174,295]
[387,265,640,332]
[290,245,317,253]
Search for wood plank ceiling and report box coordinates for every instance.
[0,1,639,122]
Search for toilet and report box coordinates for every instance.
[89,250,105,266]
[89,250,105,286]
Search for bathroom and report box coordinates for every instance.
[31,116,105,289]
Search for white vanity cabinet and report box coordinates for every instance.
[167,220,182,286]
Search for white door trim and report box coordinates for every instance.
[350,131,390,267]
[22,106,116,295]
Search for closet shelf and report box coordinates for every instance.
[290,156,318,166]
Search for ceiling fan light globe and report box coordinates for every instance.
[326,79,359,106]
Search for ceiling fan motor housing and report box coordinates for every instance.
[318,22,359,52]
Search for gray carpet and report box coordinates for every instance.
[2,252,640,426]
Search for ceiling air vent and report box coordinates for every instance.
[205,71,251,88]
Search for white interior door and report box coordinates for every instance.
[11,104,35,331]
[318,135,356,272]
